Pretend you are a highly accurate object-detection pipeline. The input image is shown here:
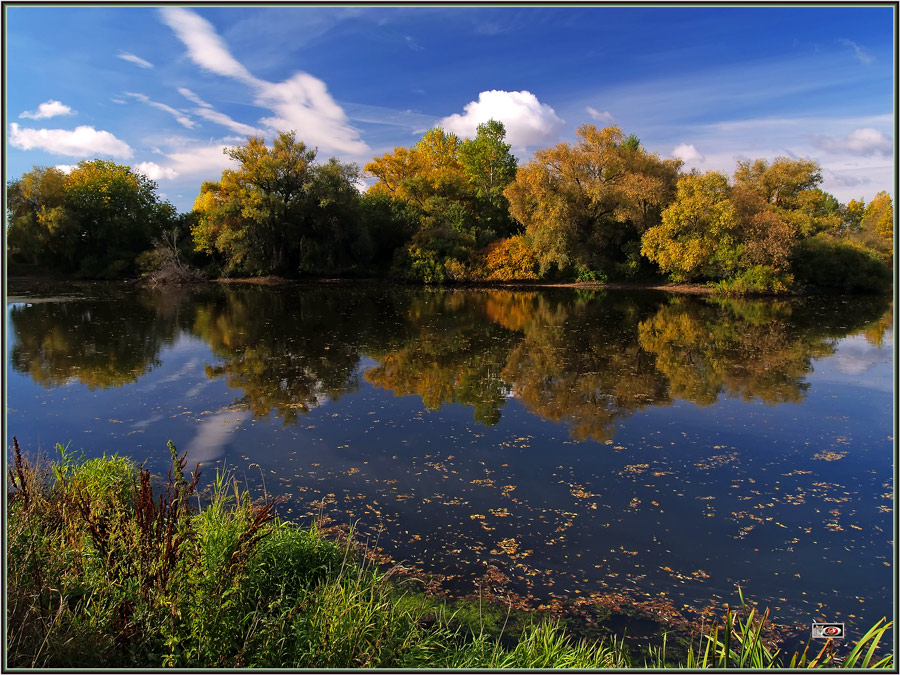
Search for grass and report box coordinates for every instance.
[6,439,895,669]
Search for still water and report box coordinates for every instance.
[5,281,894,635]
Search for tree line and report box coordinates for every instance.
[6,121,894,292]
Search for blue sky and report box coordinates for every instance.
[5,5,895,212]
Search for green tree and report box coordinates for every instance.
[192,132,365,277]
[458,120,519,240]
[7,161,171,277]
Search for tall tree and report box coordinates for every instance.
[503,124,681,278]
[192,132,365,276]
[7,161,172,277]
[458,120,519,239]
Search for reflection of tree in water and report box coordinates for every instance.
[637,295,889,406]
[501,291,670,441]
[9,287,182,389]
[365,291,519,426]
[192,285,403,424]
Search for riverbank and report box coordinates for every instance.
[7,441,892,669]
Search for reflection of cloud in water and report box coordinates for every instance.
[185,379,213,397]
[185,409,250,466]
[132,413,164,429]
[140,357,201,392]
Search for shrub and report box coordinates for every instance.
[714,265,794,295]
[791,236,891,293]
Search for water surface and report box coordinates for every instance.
[6,281,894,635]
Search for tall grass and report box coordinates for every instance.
[6,439,895,669]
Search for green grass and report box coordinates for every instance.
[6,439,895,669]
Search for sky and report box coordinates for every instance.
[4,4,896,213]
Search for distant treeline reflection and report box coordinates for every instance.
[9,285,892,440]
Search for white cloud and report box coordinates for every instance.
[440,90,565,148]
[813,128,893,156]
[160,7,369,156]
[178,87,213,108]
[672,143,704,163]
[193,107,263,136]
[133,161,179,181]
[118,51,154,69]
[585,106,614,123]
[256,73,368,154]
[838,38,873,65]
[9,123,133,158]
[159,7,257,83]
[54,164,76,174]
[125,91,196,129]
[163,141,240,177]
[20,99,75,120]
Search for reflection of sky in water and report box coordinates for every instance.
[5,288,894,637]
[810,332,893,392]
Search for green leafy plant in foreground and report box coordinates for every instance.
[6,439,895,668]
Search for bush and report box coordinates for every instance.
[714,265,794,296]
[791,236,891,293]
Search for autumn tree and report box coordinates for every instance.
[192,132,369,277]
[503,124,681,279]
[640,171,739,281]
[7,161,173,277]
[365,122,519,281]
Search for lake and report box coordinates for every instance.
[5,281,894,639]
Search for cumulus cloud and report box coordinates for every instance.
[118,51,154,69]
[133,161,179,181]
[20,99,75,120]
[125,92,196,129]
[585,106,614,123]
[163,141,239,177]
[160,7,368,156]
[440,90,564,148]
[9,123,133,158]
[813,128,892,156]
[54,164,76,174]
[672,143,704,163]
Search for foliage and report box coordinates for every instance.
[713,265,794,296]
[480,234,541,280]
[641,171,739,281]
[191,132,368,277]
[6,161,173,277]
[791,235,892,293]
[366,121,520,281]
[504,124,682,279]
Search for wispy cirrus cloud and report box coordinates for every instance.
[20,99,75,120]
[9,123,133,158]
[440,90,565,149]
[838,38,874,65]
[177,87,262,136]
[125,91,196,129]
[159,7,369,156]
[118,51,154,69]
[812,128,892,156]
